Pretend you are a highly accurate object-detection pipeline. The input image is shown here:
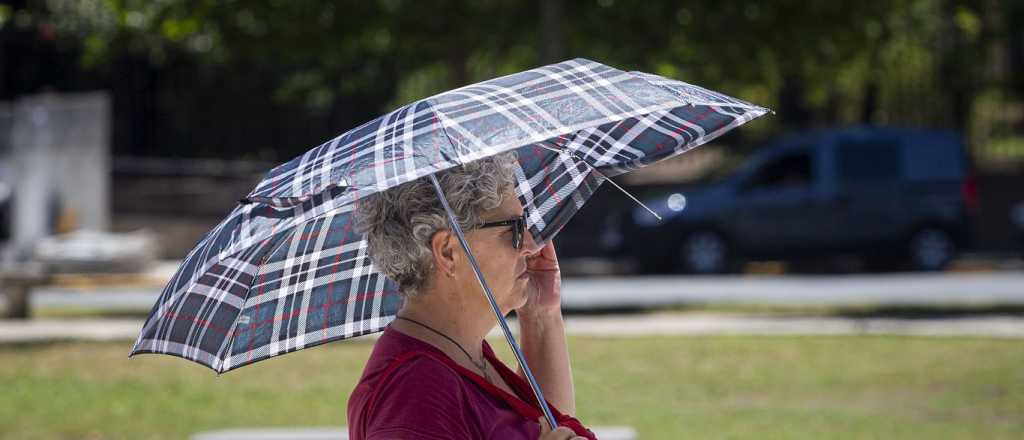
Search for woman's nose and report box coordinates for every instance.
[520,230,545,255]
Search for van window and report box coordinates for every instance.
[837,141,901,182]
[744,150,813,191]
[903,135,965,181]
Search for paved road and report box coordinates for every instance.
[3,313,1023,344]
[21,272,1024,312]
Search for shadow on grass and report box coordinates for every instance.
[0,338,132,352]
[829,305,1024,319]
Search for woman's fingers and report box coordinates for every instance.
[527,241,559,271]
[539,427,577,440]
[537,417,549,433]
[543,240,557,259]
[536,240,557,262]
[537,417,578,439]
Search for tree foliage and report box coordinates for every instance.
[1,0,1018,159]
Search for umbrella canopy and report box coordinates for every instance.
[130,58,768,374]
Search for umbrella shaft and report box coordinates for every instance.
[428,174,559,431]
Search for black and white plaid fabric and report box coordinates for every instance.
[130,58,768,373]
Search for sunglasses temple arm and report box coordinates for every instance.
[428,174,560,431]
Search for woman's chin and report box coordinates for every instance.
[513,292,530,310]
[499,294,526,313]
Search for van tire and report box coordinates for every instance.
[678,230,734,274]
[907,227,955,271]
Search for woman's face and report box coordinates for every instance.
[457,191,542,314]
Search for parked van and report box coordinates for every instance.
[1012,201,1024,257]
[605,127,975,273]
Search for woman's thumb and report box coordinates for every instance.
[538,416,551,434]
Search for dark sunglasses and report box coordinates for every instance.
[477,214,526,249]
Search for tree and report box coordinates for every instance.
[2,0,1012,158]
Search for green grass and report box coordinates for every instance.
[1,335,1022,439]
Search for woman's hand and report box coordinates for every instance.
[537,418,587,440]
[517,242,577,416]
[519,240,561,317]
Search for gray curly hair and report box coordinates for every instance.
[354,153,519,298]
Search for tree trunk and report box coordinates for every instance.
[860,82,879,125]
[778,73,811,128]
[540,0,565,63]
[938,0,975,132]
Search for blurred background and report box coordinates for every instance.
[1,1,1022,439]
[2,0,1023,270]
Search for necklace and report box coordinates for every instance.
[394,316,492,382]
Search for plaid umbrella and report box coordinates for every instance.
[130,58,767,378]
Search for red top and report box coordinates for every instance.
[348,326,597,439]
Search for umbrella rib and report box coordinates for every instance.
[533,143,662,221]
[215,227,297,373]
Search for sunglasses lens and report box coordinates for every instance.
[516,216,525,249]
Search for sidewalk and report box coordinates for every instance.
[23,272,1024,312]
[3,313,1023,344]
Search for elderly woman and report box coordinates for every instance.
[347,153,596,440]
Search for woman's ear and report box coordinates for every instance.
[430,230,456,277]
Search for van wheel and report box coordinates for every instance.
[908,227,955,271]
[679,230,731,274]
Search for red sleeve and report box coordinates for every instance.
[363,356,479,440]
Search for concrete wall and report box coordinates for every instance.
[2,92,110,259]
